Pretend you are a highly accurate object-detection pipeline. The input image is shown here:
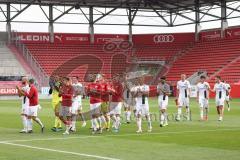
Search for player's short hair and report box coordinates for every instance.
[29,78,35,84]
[62,77,70,81]
[22,76,28,81]
[160,76,166,80]
[200,75,206,79]
[72,76,79,79]
[216,76,221,80]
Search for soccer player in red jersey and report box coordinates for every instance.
[86,74,103,134]
[99,75,111,131]
[18,76,30,133]
[109,74,124,133]
[17,78,44,133]
[59,77,73,135]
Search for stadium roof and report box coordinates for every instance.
[0,0,239,34]
[0,0,237,11]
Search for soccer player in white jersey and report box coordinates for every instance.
[123,75,133,124]
[18,76,31,133]
[196,76,210,121]
[133,77,152,133]
[70,76,85,132]
[222,80,231,111]
[212,76,227,121]
[157,77,171,127]
[176,74,191,121]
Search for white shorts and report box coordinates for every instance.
[178,97,189,107]
[59,106,72,117]
[123,98,133,108]
[225,96,230,101]
[109,102,122,115]
[136,103,149,116]
[215,98,225,106]
[158,95,168,110]
[72,100,80,114]
[90,103,101,115]
[28,105,39,117]
[21,105,29,115]
[199,98,209,108]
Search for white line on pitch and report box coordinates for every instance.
[0,141,120,160]
[1,128,239,143]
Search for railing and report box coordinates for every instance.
[187,70,207,85]
[10,31,49,88]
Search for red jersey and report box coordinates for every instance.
[87,82,102,104]
[111,82,123,102]
[24,84,38,106]
[100,82,110,102]
[59,85,73,107]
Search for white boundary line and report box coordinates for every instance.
[0,141,120,160]
[1,128,239,143]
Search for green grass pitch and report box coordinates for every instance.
[0,98,240,160]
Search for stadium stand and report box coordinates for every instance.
[166,37,240,84]
[21,43,131,81]
[9,32,240,85]
[0,42,26,76]
[134,42,192,61]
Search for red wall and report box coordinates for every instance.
[0,81,20,95]
[133,33,195,45]
[15,32,129,44]
[200,26,240,41]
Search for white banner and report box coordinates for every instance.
[190,85,197,98]
[41,87,50,95]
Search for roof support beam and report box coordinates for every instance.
[93,7,118,24]
[53,6,74,22]
[128,8,133,43]
[221,0,228,38]
[150,5,170,26]
[10,0,36,21]
[159,0,221,20]
[195,0,201,42]
[0,6,6,19]
[227,4,240,17]
[79,7,90,22]
[39,5,49,21]
[49,4,54,43]
[6,3,11,43]
[89,6,94,44]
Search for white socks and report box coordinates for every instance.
[127,111,131,122]
[97,117,102,128]
[71,115,77,130]
[115,116,121,129]
[27,118,32,131]
[147,115,152,129]
[35,117,44,128]
[137,117,142,131]
[21,115,27,131]
[100,115,106,126]
[111,115,117,129]
[92,118,99,131]
[200,108,204,120]
[160,113,165,125]
[177,107,182,119]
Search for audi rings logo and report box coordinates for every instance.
[153,35,175,43]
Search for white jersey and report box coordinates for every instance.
[177,80,191,98]
[72,82,83,104]
[214,82,227,100]
[134,84,150,106]
[224,83,231,96]
[196,82,210,100]
[21,85,30,107]
[123,88,132,100]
